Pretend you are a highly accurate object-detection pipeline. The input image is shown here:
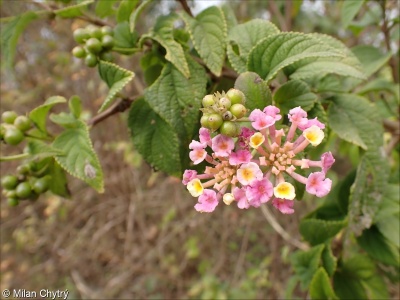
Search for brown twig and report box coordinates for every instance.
[268,0,288,31]
[177,0,193,17]
[87,97,136,127]
[380,0,399,83]
[284,0,293,32]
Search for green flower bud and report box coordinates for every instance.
[15,182,32,199]
[218,97,231,110]
[7,198,19,207]
[200,114,210,128]
[14,116,32,132]
[73,28,90,44]
[86,25,102,39]
[72,46,86,58]
[101,35,114,50]
[230,103,247,119]
[208,113,223,130]
[1,175,19,190]
[226,88,245,105]
[101,26,114,37]
[86,38,102,54]
[202,95,215,107]
[1,111,18,124]
[4,127,24,145]
[85,53,98,68]
[220,121,240,137]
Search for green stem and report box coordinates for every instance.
[236,117,250,122]
[0,153,29,162]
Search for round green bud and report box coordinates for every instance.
[1,111,18,124]
[101,35,114,50]
[230,103,247,119]
[32,176,50,194]
[73,28,90,44]
[15,182,32,199]
[218,97,231,110]
[222,111,233,121]
[207,113,223,131]
[0,123,6,139]
[86,25,102,39]
[7,198,19,207]
[101,26,114,37]
[4,127,24,145]
[16,162,34,175]
[86,38,102,54]
[72,46,86,58]
[200,114,210,128]
[226,88,245,105]
[1,175,19,190]
[6,190,17,198]
[85,53,98,68]
[14,116,31,132]
[202,95,215,108]
[99,52,113,62]
[220,121,240,137]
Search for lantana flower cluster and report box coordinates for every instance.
[183,101,335,214]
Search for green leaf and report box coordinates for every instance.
[310,268,338,300]
[300,219,346,246]
[50,112,80,128]
[1,11,37,69]
[357,78,400,97]
[181,6,227,76]
[129,0,152,32]
[113,21,139,53]
[227,19,279,73]
[29,96,67,133]
[273,80,316,115]
[328,94,380,150]
[68,95,82,119]
[375,184,400,247]
[95,0,116,18]
[26,140,65,159]
[48,159,70,198]
[287,33,366,81]
[234,72,272,111]
[220,3,238,31]
[357,226,399,266]
[363,273,390,300]
[248,32,343,82]
[97,60,135,112]
[128,98,182,176]
[117,0,139,23]
[333,255,377,300]
[290,244,325,290]
[321,246,337,277]
[144,56,207,144]
[341,0,365,28]
[52,120,104,193]
[141,14,190,78]
[54,0,94,18]
[351,45,393,77]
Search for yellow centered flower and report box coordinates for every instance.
[187,178,204,197]
[273,182,296,200]
[303,125,324,146]
[249,132,265,148]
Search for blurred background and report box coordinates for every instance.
[1,0,399,299]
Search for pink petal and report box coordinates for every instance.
[229,150,252,165]
[211,134,235,157]
[272,198,295,214]
[306,172,332,197]
[194,189,218,213]
[182,170,198,185]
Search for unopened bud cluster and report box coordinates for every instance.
[183,90,335,215]
[200,89,247,137]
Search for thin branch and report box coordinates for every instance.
[380,0,399,83]
[260,205,309,251]
[284,0,293,32]
[87,97,136,127]
[268,1,288,31]
[177,0,193,17]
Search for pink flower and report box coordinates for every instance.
[233,187,250,209]
[272,198,295,214]
[298,117,325,131]
[246,178,273,207]
[194,189,218,213]
[249,109,275,130]
[321,152,335,174]
[288,107,307,124]
[306,172,332,197]
[263,105,281,121]
[211,134,234,157]
[189,140,206,149]
[189,148,207,164]
[199,127,211,144]
[229,150,252,165]
[237,162,263,185]
[182,170,197,185]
